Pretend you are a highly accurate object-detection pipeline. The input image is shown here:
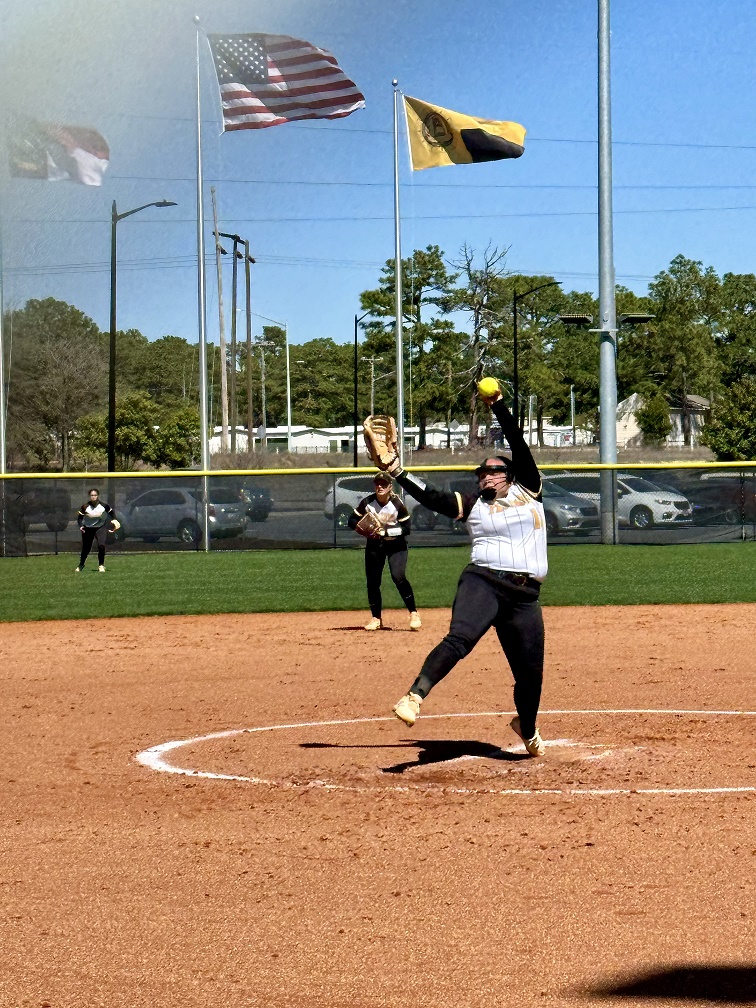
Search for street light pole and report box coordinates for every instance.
[511,280,560,428]
[353,311,370,467]
[108,199,176,472]
[597,0,619,543]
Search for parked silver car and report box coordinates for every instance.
[541,481,600,535]
[434,475,599,537]
[543,473,692,528]
[120,486,249,544]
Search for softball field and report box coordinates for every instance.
[1,603,754,1007]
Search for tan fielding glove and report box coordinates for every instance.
[355,510,385,539]
[363,415,399,472]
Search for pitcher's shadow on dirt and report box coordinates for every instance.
[300,739,532,774]
[578,965,756,1003]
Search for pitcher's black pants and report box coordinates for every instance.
[365,537,416,619]
[409,565,544,739]
[79,525,108,568]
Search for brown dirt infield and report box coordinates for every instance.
[1,604,754,1008]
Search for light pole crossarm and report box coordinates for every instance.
[114,200,176,222]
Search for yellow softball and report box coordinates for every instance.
[477,377,500,398]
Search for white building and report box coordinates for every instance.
[210,417,593,455]
[616,394,710,449]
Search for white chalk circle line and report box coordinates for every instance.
[134,709,756,797]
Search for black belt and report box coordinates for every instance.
[465,563,542,594]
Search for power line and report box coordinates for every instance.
[103,175,756,191]
[101,115,756,149]
[3,252,655,283]
[10,204,756,226]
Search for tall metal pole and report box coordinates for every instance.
[229,238,239,454]
[108,201,118,472]
[285,325,292,453]
[392,81,405,468]
[0,215,5,555]
[598,0,618,544]
[259,343,268,452]
[195,16,210,550]
[353,314,359,467]
[244,240,253,453]
[210,188,229,453]
[0,274,5,475]
[570,384,576,446]
[512,290,519,424]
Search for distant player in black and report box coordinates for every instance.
[348,472,422,631]
[75,488,120,573]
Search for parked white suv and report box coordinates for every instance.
[324,474,437,530]
[543,473,692,528]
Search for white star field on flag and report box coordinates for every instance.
[207,32,365,131]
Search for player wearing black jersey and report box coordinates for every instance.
[75,488,120,573]
[348,472,421,632]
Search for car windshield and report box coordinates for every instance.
[542,484,567,498]
[620,477,665,493]
[209,489,243,504]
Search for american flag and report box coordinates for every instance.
[207,34,365,131]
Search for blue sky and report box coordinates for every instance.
[3,0,756,347]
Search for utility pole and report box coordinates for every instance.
[364,356,383,416]
[210,188,229,454]
[259,341,268,451]
[244,239,255,454]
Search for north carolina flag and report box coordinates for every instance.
[404,96,525,171]
[9,119,109,186]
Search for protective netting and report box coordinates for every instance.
[1,466,755,557]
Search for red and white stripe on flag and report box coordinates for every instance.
[208,33,365,131]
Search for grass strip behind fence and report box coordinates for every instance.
[2,543,756,623]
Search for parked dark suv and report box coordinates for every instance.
[8,482,72,533]
[223,478,274,522]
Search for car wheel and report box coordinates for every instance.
[723,508,740,525]
[413,507,437,531]
[545,511,559,535]
[142,535,161,543]
[249,509,270,522]
[46,520,68,533]
[177,519,201,545]
[334,506,353,529]
[629,505,654,529]
[451,520,468,535]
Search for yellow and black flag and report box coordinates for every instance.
[404,95,525,171]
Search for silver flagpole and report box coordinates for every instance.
[0,203,6,557]
[194,16,210,550]
[597,0,618,544]
[392,81,405,468]
[0,222,6,477]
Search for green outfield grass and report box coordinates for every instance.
[2,543,756,622]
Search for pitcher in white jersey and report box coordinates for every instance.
[383,381,548,757]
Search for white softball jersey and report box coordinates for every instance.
[468,483,548,580]
[365,498,405,537]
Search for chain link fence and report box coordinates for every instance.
[1,465,755,557]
